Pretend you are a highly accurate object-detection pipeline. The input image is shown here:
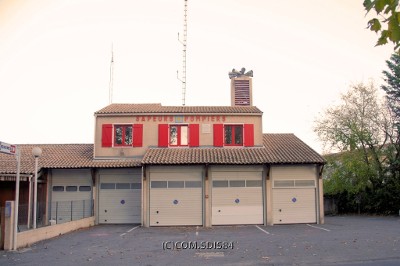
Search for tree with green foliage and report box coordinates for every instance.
[364,0,400,51]
[315,82,400,214]
[381,53,400,208]
[382,53,400,119]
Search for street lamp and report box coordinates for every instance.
[32,147,42,229]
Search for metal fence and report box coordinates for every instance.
[50,199,93,224]
[16,202,46,232]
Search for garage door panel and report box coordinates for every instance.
[149,172,203,226]
[212,171,263,225]
[99,174,141,224]
[51,171,92,224]
[273,188,316,224]
[212,188,262,206]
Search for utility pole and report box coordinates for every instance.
[177,0,188,106]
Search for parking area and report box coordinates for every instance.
[1,216,400,265]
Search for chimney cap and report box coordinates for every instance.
[228,68,253,79]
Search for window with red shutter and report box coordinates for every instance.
[102,124,113,147]
[189,124,199,147]
[244,124,254,147]
[169,125,188,146]
[133,124,143,147]
[224,125,243,146]
[158,124,169,147]
[213,124,224,147]
[114,125,133,146]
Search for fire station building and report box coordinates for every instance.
[0,74,325,228]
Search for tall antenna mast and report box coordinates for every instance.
[177,0,188,106]
[108,43,114,104]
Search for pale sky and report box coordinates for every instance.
[0,0,394,154]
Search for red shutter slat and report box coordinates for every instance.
[158,124,169,147]
[133,124,143,147]
[189,124,199,147]
[244,124,254,147]
[102,124,113,147]
[213,124,223,147]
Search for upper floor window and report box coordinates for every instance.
[224,125,243,146]
[101,124,143,147]
[213,123,254,147]
[158,124,199,147]
[169,125,188,146]
[115,125,133,146]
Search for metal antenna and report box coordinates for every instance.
[109,43,114,104]
[177,0,188,106]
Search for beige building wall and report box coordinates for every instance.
[94,113,263,158]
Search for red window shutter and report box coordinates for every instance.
[102,124,113,147]
[189,124,199,147]
[158,124,169,147]
[213,124,223,147]
[244,124,254,147]
[133,124,143,147]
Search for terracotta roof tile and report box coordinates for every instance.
[142,147,268,165]
[95,103,263,114]
[262,133,325,164]
[0,144,141,175]
[142,134,325,165]
[0,134,324,174]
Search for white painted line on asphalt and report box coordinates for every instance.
[120,225,140,237]
[307,224,331,232]
[255,225,270,235]
[127,225,140,233]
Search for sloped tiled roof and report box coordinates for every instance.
[142,134,325,165]
[0,144,141,175]
[142,147,268,165]
[262,133,325,164]
[95,103,263,114]
[0,134,324,174]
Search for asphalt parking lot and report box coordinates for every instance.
[1,215,400,266]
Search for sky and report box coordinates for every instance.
[0,0,395,154]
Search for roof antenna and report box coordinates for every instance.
[108,42,114,105]
[177,0,188,106]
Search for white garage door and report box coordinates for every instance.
[150,171,202,226]
[99,174,141,224]
[212,171,263,225]
[273,180,316,224]
[51,169,92,224]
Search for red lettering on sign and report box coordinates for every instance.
[216,116,220,122]
[169,116,173,122]
[141,116,146,122]
[196,116,201,122]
